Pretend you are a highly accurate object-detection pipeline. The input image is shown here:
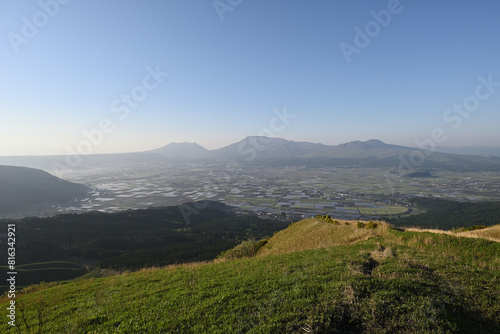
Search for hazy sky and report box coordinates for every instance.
[1,0,499,154]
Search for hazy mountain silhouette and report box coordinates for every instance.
[207,137,418,160]
[1,137,500,172]
[205,137,500,171]
[302,139,413,159]
[0,165,89,217]
[151,142,209,160]
[435,146,500,158]
[0,152,165,171]
[209,136,331,161]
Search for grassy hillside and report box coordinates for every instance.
[257,218,389,256]
[1,219,499,333]
[405,224,500,243]
[459,224,500,242]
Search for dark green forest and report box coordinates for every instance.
[0,202,288,291]
[387,197,500,230]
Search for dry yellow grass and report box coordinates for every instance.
[137,259,221,273]
[457,224,500,242]
[256,218,390,257]
[405,224,500,243]
[404,227,456,236]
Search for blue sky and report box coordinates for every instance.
[1,0,499,154]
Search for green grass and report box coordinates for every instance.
[358,206,409,216]
[1,221,499,333]
[339,207,359,211]
[383,206,410,215]
[296,199,318,204]
[243,198,275,206]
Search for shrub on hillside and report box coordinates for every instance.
[218,239,268,260]
[453,225,487,232]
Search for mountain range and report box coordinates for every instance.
[150,137,500,171]
[1,137,500,172]
[152,137,499,160]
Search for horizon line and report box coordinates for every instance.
[1,136,500,157]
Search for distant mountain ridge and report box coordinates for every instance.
[208,136,331,160]
[1,137,500,172]
[147,137,500,171]
[152,142,209,160]
[435,146,500,158]
[0,165,89,218]
[151,137,411,160]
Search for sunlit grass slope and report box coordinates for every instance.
[405,224,500,243]
[1,219,499,333]
[458,224,500,242]
[257,218,390,256]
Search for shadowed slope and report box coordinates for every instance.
[0,165,88,217]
